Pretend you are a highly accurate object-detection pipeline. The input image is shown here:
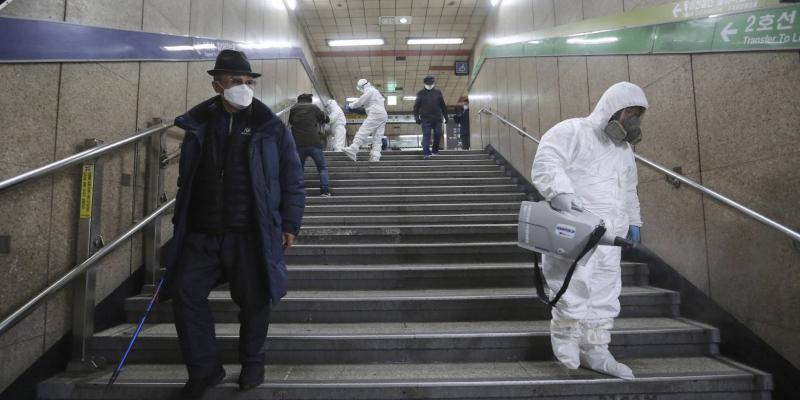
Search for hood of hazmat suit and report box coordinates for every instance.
[532,81,647,238]
[349,82,387,117]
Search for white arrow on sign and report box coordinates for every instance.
[720,22,738,42]
[672,2,683,18]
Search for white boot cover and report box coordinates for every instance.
[579,319,634,379]
[550,318,582,369]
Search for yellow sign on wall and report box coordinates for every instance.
[79,165,93,219]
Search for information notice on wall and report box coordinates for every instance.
[79,165,93,219]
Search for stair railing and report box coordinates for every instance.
[0,102,294,371]
[478,107,800,244]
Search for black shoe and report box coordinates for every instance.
[181,366,225,399]
[238,363,265,391]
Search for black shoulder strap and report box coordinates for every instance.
[532,225,607,308]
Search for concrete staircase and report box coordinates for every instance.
[38,149,772,399]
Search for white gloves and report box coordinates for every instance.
[550,193,583,212]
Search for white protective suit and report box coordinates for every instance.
[325,99,347,151]
[531,82,647,379]
[343,80,387,162]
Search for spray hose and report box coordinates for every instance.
[532,225,607,308]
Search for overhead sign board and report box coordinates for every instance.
[454,61,469,75]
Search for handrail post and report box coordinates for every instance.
[143,118,165,291]
[68,138,106,372]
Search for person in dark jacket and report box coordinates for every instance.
[289,94,331,196]
[413,75,448,158]
[164,49,305,399]
[456,100,470,150]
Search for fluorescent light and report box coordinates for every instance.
[528,40,542,44]
[238,41,292,49]
[328,38,384,47]
[403,96,416,101]
[399,17,409,23]
[566,37,619,45]
[285,0,297,10]
[346,97,359,102]
[387,96,397,105]
[407,38,464,45]
[163,43,217,51]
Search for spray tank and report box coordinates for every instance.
[517,200,662,308]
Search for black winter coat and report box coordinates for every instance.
[413,88,448,124]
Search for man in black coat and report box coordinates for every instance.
[413,75,448,159]
[167,50,305,399]
[289,94,331,196]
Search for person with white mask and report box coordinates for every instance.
[342,79,388,162]
[413,75,448,158]
[325,99,347,151]
[531,81,647,380]
[168,49,305,399]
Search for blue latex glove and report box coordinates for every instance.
[626,225,641,243]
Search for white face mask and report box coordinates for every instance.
[463,105,468,110]
[223,84,254,110]
[425,84,434,90]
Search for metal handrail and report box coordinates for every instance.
[0,199,176,337]
[479,107,800,243]
[0,121,174,193]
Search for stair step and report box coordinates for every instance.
[294,224,518,244]
[304,192,526,204]
[303,213,520,225]
[323,154,491,161]
[303,202,521,214]
[88,318,719,364]
[304,184,519,195]
[156,262,646,291]
[324,150,488,156]
[320,159,500,167]
[305,164,503,173]
[283,262,649,289]
[127,286,680,323]
[304,171,508,179]
[38,357,772,400]
[284,241,530,264]
[304,177,516,188]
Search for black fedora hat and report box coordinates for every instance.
[207,49,261,78]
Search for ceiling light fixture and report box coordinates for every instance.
[399,17,409,23]
[565,36,619,45]
[403,96,416,101]
[407,38,464,45]
[346,97,359,102]
[387,95,397,105]
[328,38,385,47]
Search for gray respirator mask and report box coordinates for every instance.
[604,114,642,145]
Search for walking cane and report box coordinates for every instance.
[107,276,164,386]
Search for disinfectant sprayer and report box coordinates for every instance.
[517,200,661,308]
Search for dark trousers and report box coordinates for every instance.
[460,132,470,150]
[297,146,330,193]
[421,120,443,156]
[171,231,271,379]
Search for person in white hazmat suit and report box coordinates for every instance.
[342,79,387,162]
[325,99,347,151]
[531,81,647,380]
